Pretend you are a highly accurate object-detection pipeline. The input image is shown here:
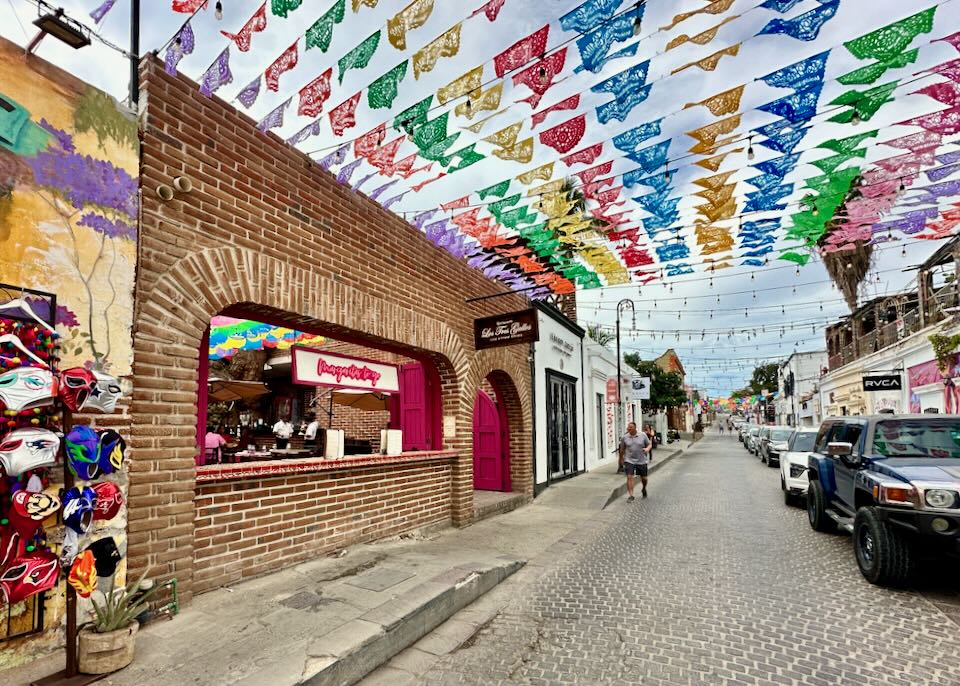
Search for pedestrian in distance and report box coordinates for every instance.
[619,422,652,502]
[719,422,725,435]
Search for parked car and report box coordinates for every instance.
[760,426,794,467]
[807,415,960,586]
[746,426,761,454]
[780,428,818,505]
[755,426,771,457]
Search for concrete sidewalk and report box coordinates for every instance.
[6,444,688,686]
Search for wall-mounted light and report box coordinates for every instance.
[29,6,91,52]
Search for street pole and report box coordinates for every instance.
[615,299,635,439]
[130,0,140,108]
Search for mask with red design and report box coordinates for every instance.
[7,490,61,538]
[0,367,57,412]
[67,550,97,598]
[0,549,59,605]
[91,482,123,520]
[0,428,60,477]
[0,529,22,569]
[58,368,97,412]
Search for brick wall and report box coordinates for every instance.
[132,58,535,601]
[194,457,452,593]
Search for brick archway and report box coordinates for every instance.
[128,246,471,600]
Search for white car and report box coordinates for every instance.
[780,428,819,506]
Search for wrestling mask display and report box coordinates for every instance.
[0,549,59,605]
[65,426,100,481]
[0,367,57,412]
[0,428,59,476]
[58,368,97,412]
[62,486,96,535]
[67,550,97,598]
[81,371,122,414]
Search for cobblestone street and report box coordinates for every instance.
[417,435,960,686]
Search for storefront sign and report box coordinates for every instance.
[630,376,650,401]
[862,375,902,392]
[606,378,619,403]
[291,347,399,393]
[474,309,539,350]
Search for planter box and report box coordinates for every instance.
[79,622,138,674]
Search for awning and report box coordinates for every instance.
[330,390,391,411]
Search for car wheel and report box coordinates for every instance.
[767,458,778,469]
[854,507,914,587]
[807,480,835,533]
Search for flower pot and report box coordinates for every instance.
[78,621,138,674]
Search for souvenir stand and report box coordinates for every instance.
[0,283,129,684]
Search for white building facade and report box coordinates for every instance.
[776,351,828,426]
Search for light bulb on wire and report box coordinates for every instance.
[215,1,223,20]
[632,2,642,34]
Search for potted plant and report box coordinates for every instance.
[79,571,161,674]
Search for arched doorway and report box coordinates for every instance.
[473,379,510,492]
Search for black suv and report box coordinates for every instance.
[807,415,960,585]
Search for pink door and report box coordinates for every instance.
[399,363,431,452]
[473,390,505,491]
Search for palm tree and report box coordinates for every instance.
[587,324,614,348]
[817,176,872,311]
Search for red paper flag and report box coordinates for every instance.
[442,196,470,211]
[532,94,580,128]
[390,153,434,178]
[221,2,267,52]
[494,25,549,78]
[539,114,586,154]
[512,49,566,109]
[574,161,613,186]
[471,0,506,22]
[366,137,404,172]
[172,0,206,12]
[298,68,332,117]
[355,124,387,159]
[594,186,623,207]
[582,177,616,199]
[561,143,603,167]
[265,40,299,92]
[412,172,446,191]
[329,92,362,136]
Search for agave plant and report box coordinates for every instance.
[90,570,163,633]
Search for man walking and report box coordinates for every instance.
[619,422,652,502]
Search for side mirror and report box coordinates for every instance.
[826,441,852,457]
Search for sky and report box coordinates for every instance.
[3,0,959,396]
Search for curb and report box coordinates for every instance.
[300,560,524,686]
[602,445,685,509]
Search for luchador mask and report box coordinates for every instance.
[0,428,60,477]
[0,367,57,412]
[67,550,97,598]
[58,368,97,412]
[87,537,121,578]
[62,486,96,535]
[65,426,100,481]
[10,490,60,529]
[91,481,123,521]
[96,430,125,475]
[0,549,59,605]
[82,371,122,414]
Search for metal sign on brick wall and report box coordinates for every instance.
[473,308,539,350]
[862,374,903,391]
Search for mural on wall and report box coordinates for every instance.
[0,37,138,375]
[0,37,137,668]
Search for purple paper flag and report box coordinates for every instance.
[336,158,363,185]
[286,119,322,146]
[164,21,195,75]
[200,48,234,97]
[369,179,398,201]
[412,209,438,229]
[318,143,350,171]
[928,152,960,182]
[352,171,378,191]
[237,76,262,109]
[257,98,290,132]
[424,220,448,243]
[382,191,410,210]
[89,0,117,23]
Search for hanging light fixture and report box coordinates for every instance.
[850,109,862,125]
[747,135,755,161]
[632,2,643,35]
[215,1,224,20]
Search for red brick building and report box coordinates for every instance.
[129,58,533,601]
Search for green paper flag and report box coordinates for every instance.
[337,31,381,83]
[778,251,811,266]
[500,206,537,229]
[393,95,433,132]
[477,179,511,200]
[844,7,935,62]
[413,112,449,150]
[272,0,303,18]
[488,194,521,221]
[446,144,485,172]
[828,81,898,124]
[306,0,346,53]
[368,61,408,110]
[837,49,919,85]
[810,152,864,175]
[419,133,460,162]
[818,130,878,155]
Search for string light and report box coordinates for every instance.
[215,1,223,21]
[747,135,755,161]
[632,2,643,34]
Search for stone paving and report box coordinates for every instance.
[413,434,960,686]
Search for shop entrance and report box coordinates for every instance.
[473,383,510,491]
[547,371,578,480]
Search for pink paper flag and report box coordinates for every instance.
[561,143,603,167]
[266,40,299,92]
[329,93,362,136]
[298,68,332,117]
[531,94,580,128]
[221,2,267,52]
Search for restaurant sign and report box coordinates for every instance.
[291,347,399,393]
[474,308,539,350]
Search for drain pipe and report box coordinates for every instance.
[529,341,537,497]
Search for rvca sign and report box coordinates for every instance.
[862,375,902,392]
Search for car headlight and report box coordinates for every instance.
[789,464,806,478]
[924,489,959,509]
